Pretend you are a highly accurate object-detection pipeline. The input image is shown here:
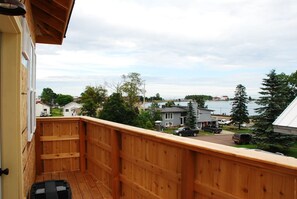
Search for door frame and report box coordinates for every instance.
[0,15,22,199]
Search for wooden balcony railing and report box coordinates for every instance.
[36,117,297,199]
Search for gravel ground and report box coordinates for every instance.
[191,130,235,146]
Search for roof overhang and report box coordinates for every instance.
[30,0,75,44]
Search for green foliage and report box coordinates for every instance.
[231,84,249,129]
[120,72,143,108]
[41,88,56,106]
[80,85,107,117]
[148,101,162,122]
[147,93,163,101]
[253,69,297,153]
[99,93,137,125]
[81,98,97,117]
[185,95,211,108]
[254,70,291,132]
[55,94,73,106]
[164,100,175,107]
[135,110,154,129]
[50,108,63,116]
[185,101,197,129]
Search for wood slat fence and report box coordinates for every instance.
[36,117,297,199]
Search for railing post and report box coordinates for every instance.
[181,149,195,199]
[35,121,42,175]
[79,120,86,172]
[111,129,121,199]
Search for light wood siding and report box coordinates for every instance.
[36,118,81,174]
[36,117,297,199]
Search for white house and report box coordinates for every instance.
[63,102,82,116]
[273,97,297,135]
[36,102,50,117]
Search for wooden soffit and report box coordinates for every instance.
[30,0,75,45]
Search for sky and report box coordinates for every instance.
[36,0,297,99]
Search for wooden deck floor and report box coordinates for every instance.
[35,172,112,199]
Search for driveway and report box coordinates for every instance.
[191,130,235,146]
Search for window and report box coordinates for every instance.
[22,18,36,142]
[43,109,47,111]
[165,113,173,120]
[65,109,69,112]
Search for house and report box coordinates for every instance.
[0,1,75,198]
[196,107,217,129]
[273,97,297,135]
[159,102,216,128]
[160,106,187,127]
[36,102,50,116]
[63,102,82,116]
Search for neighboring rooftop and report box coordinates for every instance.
[273,97,297,135]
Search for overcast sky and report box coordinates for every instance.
[36,0,297,99]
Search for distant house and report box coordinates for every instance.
[196,107,217,129]
[273,97,297,135]
[160,106,187,127]
[63,102,82,116]
[36,102,50,117]
[221,96,229,101]
[159,102,216,128]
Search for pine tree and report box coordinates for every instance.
[230,84,249,129]
[254,70,289,132]
[254,69,295,152]
[185,101,197,129]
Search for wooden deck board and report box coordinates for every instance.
[35,172,111,199]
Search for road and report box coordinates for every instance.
[191,130,235,146]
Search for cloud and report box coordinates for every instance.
[36,0,297,99]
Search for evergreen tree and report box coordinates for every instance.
[254,70,289,132]
[185,101,196,129]
[99,93,137,125]
[230,84,249,129]
[254,70,295,153]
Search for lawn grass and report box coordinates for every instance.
[51,108,63,116]
[234,143,297,158]
[222,126,253,134]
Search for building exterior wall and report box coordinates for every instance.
[63,102,82,116]
[161,112,182,127]
[36,103,50,116]
[0,13,36,199]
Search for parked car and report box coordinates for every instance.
[174,127,199,137]
[218,119,232,125]
[232,133,252,144]
[202,126,222,134]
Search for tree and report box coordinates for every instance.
[164,100,175,107]
[149,101,162,122]
[41,88,56,106]
[254,70,289,132]
[120,72,143,108]
[135,110,154,129]
[185,95,211,108]
[55,94,73,106]
[80,98,97,117]
[80,85,107,117]
[230,84,249,129]
[254,69,295,153]
[185,101,196,129]
[99,93,137,125]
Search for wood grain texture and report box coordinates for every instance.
[36,117,297,199]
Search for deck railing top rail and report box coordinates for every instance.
[37,116,297,172]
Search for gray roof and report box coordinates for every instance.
[273,97,297,134]
[159,106,187,113]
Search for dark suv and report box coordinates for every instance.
[174,127,199,137]
[232,133,252,145]
[202,126,222,134]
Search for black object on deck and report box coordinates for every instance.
[30,180,72,199]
